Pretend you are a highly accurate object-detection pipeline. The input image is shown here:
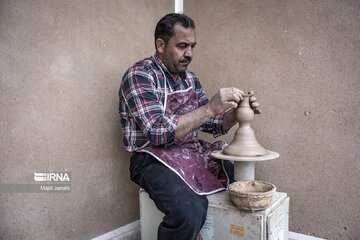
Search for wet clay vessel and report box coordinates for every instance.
[223,92,268,157]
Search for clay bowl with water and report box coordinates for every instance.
[228,180,276,211]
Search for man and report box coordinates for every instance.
[119,13,259,240]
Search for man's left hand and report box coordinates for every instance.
[248,91,261,114]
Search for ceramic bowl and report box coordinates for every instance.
[228,180,276,211]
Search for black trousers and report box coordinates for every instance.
[129,152,234,240]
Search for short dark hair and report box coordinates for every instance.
[154,13,195,45]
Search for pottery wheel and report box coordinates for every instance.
[212,149,279,181]
[211,150,279,162]
[210,92,280,181]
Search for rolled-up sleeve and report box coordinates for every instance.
[200,114,228,137]
[195,80,228,137]
[121,68,180,146]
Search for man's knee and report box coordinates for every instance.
[193,196,208,226]
[170,195,208,228]
[157,187,208,239]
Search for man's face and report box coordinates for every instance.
[158,23,196,75]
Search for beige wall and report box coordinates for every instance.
[186,0,360,239]
[1,0,359,240]
[0,0,172,239]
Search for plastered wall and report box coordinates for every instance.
[1,1,359,240]
[0,1,172,239]
[186,0,360,239]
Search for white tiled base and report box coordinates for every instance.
[91,220,140,240]
[289,231,326,240]
[90,219,326,240]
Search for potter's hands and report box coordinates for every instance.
[208,87,244,116]
[248,90,261,114]
[222,90,261,131]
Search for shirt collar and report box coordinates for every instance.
[152,55,187,80]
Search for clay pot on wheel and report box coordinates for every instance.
[223,93,268,157]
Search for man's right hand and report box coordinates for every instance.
[208,87,244,116]
[175,87,244,140]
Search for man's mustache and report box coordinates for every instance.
[179,57,192,63]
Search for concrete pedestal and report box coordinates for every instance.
[140,189,289,240]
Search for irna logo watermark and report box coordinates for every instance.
[34,172,71,182]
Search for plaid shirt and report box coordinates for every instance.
[119,55,226,152]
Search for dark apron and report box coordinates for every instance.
[139,86,228,195]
